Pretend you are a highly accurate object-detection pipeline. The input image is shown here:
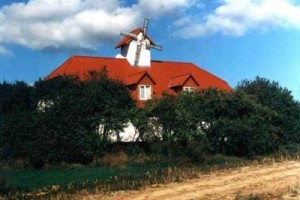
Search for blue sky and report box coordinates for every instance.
[0,0,300,100]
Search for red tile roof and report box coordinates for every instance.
[169,74,199,88]
[115,28,156,49]
[47,56,232,101]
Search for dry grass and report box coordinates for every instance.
[95,151,128,167]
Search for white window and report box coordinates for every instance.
[183,87,196,92]
[139,85,152,100]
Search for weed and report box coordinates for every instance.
[235,192,264,200]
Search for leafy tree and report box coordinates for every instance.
[81,70,135,142]
[28,75,95,166]
[237,77,300,144]
[0,81,33,114]
[206,90,280,156]
[27,70,135,167]
[145,88,280,157]
[143,92,210,159]
[130,108,155,141]
[0,81,33,160]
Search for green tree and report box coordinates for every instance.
[27,70,135,167]
[29,75,97,167]
[206,90,280,156]
[237,77,300,144]
[0,81,33,160]
[146,88,280,157]
[81,70,135,142]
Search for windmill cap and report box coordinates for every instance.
[115,28,156,49]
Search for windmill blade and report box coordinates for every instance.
[143,18,149,37]
[147,44,162,51]
[120,31,138,40]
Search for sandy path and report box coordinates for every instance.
[85,160,300,200]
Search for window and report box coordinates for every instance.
[183,87,196,92]
[139,85,152,100]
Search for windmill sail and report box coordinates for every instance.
[120,31,138,40]
[147,44,162,51]
[143,18,149,37]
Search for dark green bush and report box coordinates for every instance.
[237,76,300,144]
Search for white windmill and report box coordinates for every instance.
[116,18,162,67]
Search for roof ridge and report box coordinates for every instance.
[71,55,121,60]
[151,60,193,65]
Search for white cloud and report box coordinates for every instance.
[0,0,194,53]
[0,45,12,56]
[137,0,193,17]
[174,0,300,38]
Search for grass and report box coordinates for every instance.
[1,153,299,199]
[4,166,122,191]
[2,163,169,191]
[0,155,248,199]
[1,160,196,199]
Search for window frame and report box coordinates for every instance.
[139,85,152,100]
[183,86,196,92]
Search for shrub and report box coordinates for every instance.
[237,77,300,144]
[185,140,207,162]
[278,143,300,157]
[203,90,280,157]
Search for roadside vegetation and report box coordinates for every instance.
[1,71,300,199]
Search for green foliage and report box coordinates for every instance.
[81,70,135,142]
[0,81,33,114]
[1,75,297,169]
[206,90,280,156]
[28,75,97,167]
[27,71,134,167]
[0,81,33,160]
[140,88,280,157]
[237,76,300,144]
[0,70,135,168]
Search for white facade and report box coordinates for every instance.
[110,122,140,142]
[120,32,151,67]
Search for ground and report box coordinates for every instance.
[81,160,300,200]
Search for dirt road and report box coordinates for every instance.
[86,160,300,200]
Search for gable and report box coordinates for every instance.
[126,71,155,86]
[169,74,199,88]
[183,76,199,87]
[139,74,154,85]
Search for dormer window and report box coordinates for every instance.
[183,87,196,92]
[170,74,199,93]
[139,85,152,100]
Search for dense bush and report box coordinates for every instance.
[0,70,135,168]
[237,77,300,144]
[204,90,280,156]
[1,76,299,168]
[0,81,33,161]
[137,88,282,157]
